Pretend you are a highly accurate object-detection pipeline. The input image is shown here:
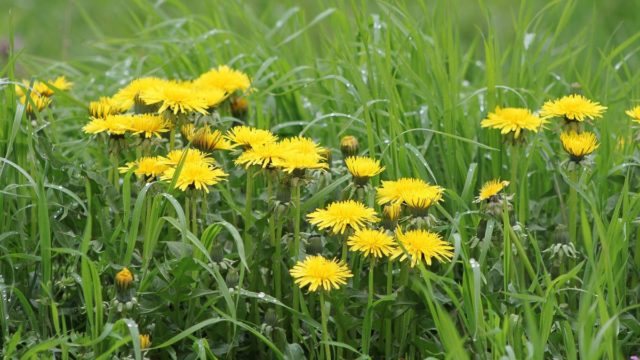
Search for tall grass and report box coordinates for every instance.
[2,0,640,358]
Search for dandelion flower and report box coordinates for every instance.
[340,135,359,157]
[162,149,215,166]
[225,125,277,149]
[115,268,134,289]
[139,334,151,350]
[140,81,209,115]
[82,114,132,136]
[382,203,402,223]
[271,136,329,174]
[540,94,607,121]
[345,156,385,185]
[181,124,232,151]
[289,255,353,292]
[476,179,510,202]
[391,228,454,267]
[480,107,546,138]
[560,131,599,162]
[234,141,286,168]
[193,86,227,109]
[348,228,396,258]
[20,94,52,114]
[307,200,379,234]
[626,106,640,123]
[89,97,128,118]
[195,65,251,94]
[112,77,169,110]
[49,76,73,92]
[161,162,227,192]
[376,178,444,208]
[126,114,171,138]
[119,156,169,180]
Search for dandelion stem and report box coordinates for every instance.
[319,291,331,360]
[568,170,579,247]
[384,260,393,358]
[362,256,375,355]
[291,180,302,340]
[268,175,282,320]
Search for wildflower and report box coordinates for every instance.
[119,156,169,180]
[225,125,277,149]
[391,228,454,267]
[181,124,233,151]
[348,228,396,258]
[193,86,227,109]
[126,114,171,138]
[20,94,52,114]
[376,178,444,208]
[161,161,228,193]
[626,106,640,123]
[234,141,286,169]
[560,131,599,162]
[115,268,134,289]
[140,81,209,115]
[89,97,128,118]
[345,156,385,186]
[195,65,251,94]
[382,203,402,223]
[480,107,546,139]
[271,136,329,175]
[17,76,73,97]
[475,179,510,202]
[340,135,359,157]
[289,255,353,292]
[540,94,607,122]
[48,76,73,93]
[112,77,169,110]
[139,334,151,350]
[82,114,132,137]
[162,149,215,166]
[307,200,379,234]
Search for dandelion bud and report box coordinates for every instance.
[115,268,134,290]
[264,308,278,327]
[340,136,359,158]
[225,268,240,288]
[139,334,151,350]
[307,235,324,255]
[230,97,249,119]
[383,203,402,223]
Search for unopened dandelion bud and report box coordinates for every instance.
[307,235,324,255]
[139,334,151,350]
[225,268,240,288]
[264,308,278,327]
[115,268,134,290]
[383,203,401,223]
[340,136,359,157]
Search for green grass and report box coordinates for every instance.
[2,0,640,358]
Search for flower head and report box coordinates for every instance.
[82,114,132,136]
[289,255,353,292]
[112,77,169,110]
[20,94,52,114]
[476,179,510,202]
[376,178,444,209]
[234,141,286,169]
[560,131,599,162]
[540,94,607,121]
[345,156,385,185]
[271,136,328,175]
[626,106,640,123]
[115,268,134,289]
[348,228,396,258]
[225,125,277,149]
[139,334,151,350]
[382,203,402,223]
[391,228,454,267]
[140,81,209,115]
[181,124,232,151]
[162,149,215,166]
[480,107,546,138]
[161,162,228,193]
[307,200,379,234]
[195,65,251,94]
[340,135,359,157]
[126,114,171,138]
[119,156,170,180]
[17,76,72,97]
[89,97,128,118]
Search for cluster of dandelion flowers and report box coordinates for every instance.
[391,228,454,267]
[476,179,510,203]
[345,156,385,186]
[119,156,169,181]
[540,94,607,122]
[112,77,169,110]
[560,131,599,162]
[307,200,379,235]
[20,94,52,114]
[15,76,73,98]
[480,107,546,139]
[289,255,353,292]
[626,106,640,123]
[161,161,228,193]
[376,178,444,210]
[348,228,396,258]
[181,124,233,151]
[225,125,278,150]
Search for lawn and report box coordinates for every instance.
[2,0,640,359]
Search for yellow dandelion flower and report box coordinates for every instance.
[340,135,359,157]
[560,131,599,161]
[480,107,546,138]
[17,76,72,97]
[345,156,385,185]
[391,228,454,267]
[20,94,52,114]
[403,188,445,211]
[279,136,327,156]
[225,125,277,149]
[271,152,329,174]
[89,97,128,118]
[49,76,73,92]
[626,106,640,123]
[126,114,171,138]
[195,65,251,94]
[307,200,379,234]
[141,81,209,115]
[139,334,151,350]
[161,162,227,192]
[162,149,216,166]
[540,94,607,121]
[191,85,228,109]
[289,255,353,292]
[119,156,169,180]
[476,179,510,202]
[115,268,134,289]
[82,114,132,136]
[376,178,444,207]
[382,203,402,223]
[181,124,232,151]
[112,77,169,110]
[347,228,396,258]
[234,141,286,169]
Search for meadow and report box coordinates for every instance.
[2,0,640,359]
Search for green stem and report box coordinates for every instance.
[384,260,393,358]
[291,180,302,340]
[319,292,331,360]
[268,177,283,321]
[362,257,375,355]
[568,171,578,247]
[191,191,198,235]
